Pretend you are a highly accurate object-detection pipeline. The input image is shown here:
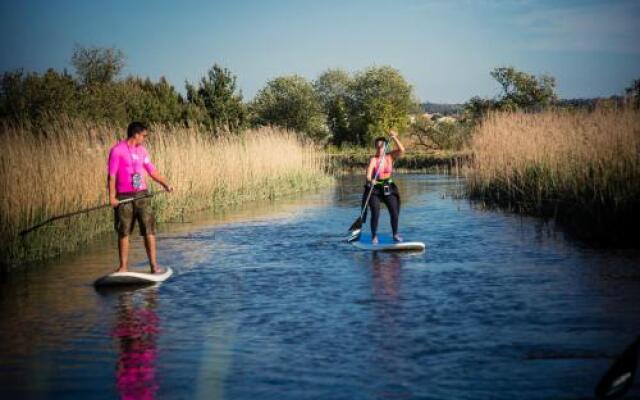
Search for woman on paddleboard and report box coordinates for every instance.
[364,130,405,244]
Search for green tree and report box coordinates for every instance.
[186,64,245,133]
[0,69,80,124]
[348,66,415,145]
[462,96,497,122]
[463,66,558,123]
[251,75,328,141]
[409,114,470,150]
[77,81,128,124]
[314,69,352,145]
[71,45,125,86]
[123,76,184,124]
[490,66,557,110]
[1,46,195,127]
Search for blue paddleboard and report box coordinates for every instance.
[351,233,425,252]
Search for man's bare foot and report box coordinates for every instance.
[372,236,379,245]
[393,234,403,242]
[150,265,166,274]
[115,267,128,273]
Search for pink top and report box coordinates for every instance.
[372,155,393,177]
[108,140,157,193]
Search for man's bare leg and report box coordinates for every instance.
[117,235,129,272]
[143,234,163,273]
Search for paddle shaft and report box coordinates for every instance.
[19,191,160,236]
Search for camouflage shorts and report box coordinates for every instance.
[114,191,156,237]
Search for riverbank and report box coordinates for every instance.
[465,107,640,245]
[0,120,330,265]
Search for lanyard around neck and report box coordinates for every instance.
[127,142,140,169]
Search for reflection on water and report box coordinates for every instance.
[112,288,159,400]
[372,253,402,300]
[0,174,639,399]
[369,253,412,399]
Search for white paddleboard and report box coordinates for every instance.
[94,267,173,287]
[351,233,425,252]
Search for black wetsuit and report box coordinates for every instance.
[361,179,401,238]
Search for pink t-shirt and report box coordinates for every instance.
[108,140,157,194]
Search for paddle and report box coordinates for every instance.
[20,191,162,236]
[347,139,390,241]
[595,335,639,399]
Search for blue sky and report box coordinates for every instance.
[1,0,638,103]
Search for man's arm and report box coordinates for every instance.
[107,147,119,208]
[148,170,173,192]
[141,148,173,192]
[108,175,118,208]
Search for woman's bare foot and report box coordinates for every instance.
[393,234,403,242]
[115,266,128,273]
[372,236,379,245]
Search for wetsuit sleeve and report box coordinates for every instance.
[141,148,157,174]
[107,146,119,177]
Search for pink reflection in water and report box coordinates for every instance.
[112,290,159,400]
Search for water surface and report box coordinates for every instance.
[1,174,639,399]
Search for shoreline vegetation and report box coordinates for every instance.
[0,120,330,265]
[2,46,639,265]
[465,107,640,245]
[2,105,639,266]
[327,149,470,174]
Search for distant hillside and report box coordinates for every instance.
[421,102,464,115]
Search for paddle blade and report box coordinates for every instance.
[348,217,363,232]
[595,336,639,399]
[347,229,361,242]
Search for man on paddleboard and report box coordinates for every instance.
[107,122,173,274]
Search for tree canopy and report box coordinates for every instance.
[186,64,245,133]
[71,45,125,86]
[251,75,328,141]
[463,66,558,121]
[1,45,419,144]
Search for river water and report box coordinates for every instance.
[1,174,639,400]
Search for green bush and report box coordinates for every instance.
[186,64,246,133]
[409,115,471,151]
[463,66,557,123]
[0,48,191,128]
[250,75,328,141]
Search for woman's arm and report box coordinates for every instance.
[366,158,376,183]
[387,130,405,159]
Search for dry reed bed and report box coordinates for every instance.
[466,107,640,243]
[0,121,330,264]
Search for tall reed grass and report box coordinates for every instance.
[0,120,330,264]
[466,107,640,244]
